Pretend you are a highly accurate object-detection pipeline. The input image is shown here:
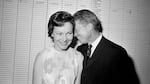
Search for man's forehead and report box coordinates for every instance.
[75,20,88,26]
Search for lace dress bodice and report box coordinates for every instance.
[42,47,82,84]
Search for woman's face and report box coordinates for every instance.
[52,22,73,51]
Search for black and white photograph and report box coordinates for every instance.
[0,0,150,84]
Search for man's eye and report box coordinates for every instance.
[56,33,62,35]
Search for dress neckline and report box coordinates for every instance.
[51,46,70,54]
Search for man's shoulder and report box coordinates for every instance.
[77,44,88,50]
[101,37,128,61]
[102,37,126,52]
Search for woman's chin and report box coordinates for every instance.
[60,45,69,50]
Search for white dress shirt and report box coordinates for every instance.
[89,34,102,58]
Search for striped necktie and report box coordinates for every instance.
[86,44,92,64]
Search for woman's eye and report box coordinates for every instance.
[66,32,72,36]
[68,32,73,35]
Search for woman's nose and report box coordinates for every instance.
[62,34,67,41]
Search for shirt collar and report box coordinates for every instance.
[89,34,102,57]
[91,34,102,48]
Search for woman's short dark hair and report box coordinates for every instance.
[48,11,74,38]
[73,9,103,32]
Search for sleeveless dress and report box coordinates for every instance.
[42,47,83,84]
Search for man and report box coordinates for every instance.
[73,9,140,84]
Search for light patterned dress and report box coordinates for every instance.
[42,47,83,84]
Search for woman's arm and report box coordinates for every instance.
[75,52,83,84]
[32,52,43,84]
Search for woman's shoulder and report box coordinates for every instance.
[35,47,55,61]
[38,48,51,56]
[69,47,83,60]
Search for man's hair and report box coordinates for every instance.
[48,11,74,38]
[73,9,103,32]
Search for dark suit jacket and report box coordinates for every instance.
[77,36,140,84]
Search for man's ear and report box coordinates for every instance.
[87,23,93,31]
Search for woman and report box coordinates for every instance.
[32,11,83,84]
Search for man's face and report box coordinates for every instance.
[75,20,91,44]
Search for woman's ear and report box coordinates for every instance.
[50,33,54,42]
[51,32,54,37]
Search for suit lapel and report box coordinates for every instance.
[77,44,88,68]
[86,36,107,68]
